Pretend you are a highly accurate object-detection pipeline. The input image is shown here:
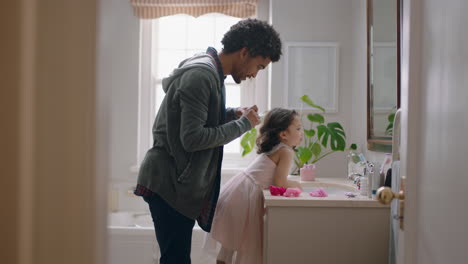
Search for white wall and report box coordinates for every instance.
[98,0,146,211]
[98,0,140,181]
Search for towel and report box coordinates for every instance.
[309,188,328,197]
[283,188,302,197]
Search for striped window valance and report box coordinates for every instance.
[130,0,259,19]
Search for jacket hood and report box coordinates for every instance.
[161,53,219,93]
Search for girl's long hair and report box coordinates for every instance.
[256,108,298,154]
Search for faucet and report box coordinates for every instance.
[364,162,375,197]
[354,176,362,189]
[348,173,361,182]
[366,162,375,175]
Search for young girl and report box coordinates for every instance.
[204,108,303,264]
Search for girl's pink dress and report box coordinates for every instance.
[204,143,291,264]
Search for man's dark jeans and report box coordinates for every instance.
[143,194,195,264]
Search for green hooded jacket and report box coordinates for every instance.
[137,53,251,219]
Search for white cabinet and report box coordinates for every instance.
[263,179,390,264]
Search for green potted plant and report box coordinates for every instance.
[385,107,397,136]
[240,95,356,173]
[293,95,356,171]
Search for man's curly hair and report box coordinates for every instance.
[221,18,282,62]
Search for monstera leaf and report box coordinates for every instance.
[296,146,313,165]
[309,142,322,157]
[240,128,257,157]
[307,113,325,124]
[304,129,316,138]
[317,122,346,151]
[300,95,325,112]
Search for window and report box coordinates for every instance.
[138,14,268,169]
[152,14,242,154]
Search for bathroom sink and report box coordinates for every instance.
[296,178,358,195]
[301,186,353,195]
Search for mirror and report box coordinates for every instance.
[367,0,401,152]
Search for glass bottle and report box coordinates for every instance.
[347,149,365,181]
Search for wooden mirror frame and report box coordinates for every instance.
[366,0,401,152]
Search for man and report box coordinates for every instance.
[135,18,282,264]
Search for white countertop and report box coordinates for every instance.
[264,177,390,208]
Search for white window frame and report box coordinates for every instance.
[135,18,270,174]
[136,20,155,172]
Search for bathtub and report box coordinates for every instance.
[108,211,216,264]
[107,169,243,263]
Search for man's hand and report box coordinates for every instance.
[242,105,260,128]
[236,105,259,119]
[236,105,258,117]
[235,107,248,119]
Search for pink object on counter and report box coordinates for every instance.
[283,188,302,197]
[269,185,287,196]
[300,164,316,181]
[309,187,328,197]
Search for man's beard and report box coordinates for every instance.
[232,74,242,84]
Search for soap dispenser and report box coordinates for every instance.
[359,162,374,197]
[367,162,375,198]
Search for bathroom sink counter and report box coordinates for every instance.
[263,177,390,264]
[263,177,389,208]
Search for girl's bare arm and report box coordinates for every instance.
[272,148,302,189]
